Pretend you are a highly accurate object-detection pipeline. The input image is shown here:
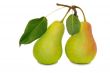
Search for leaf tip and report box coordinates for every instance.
[19,42,21,47]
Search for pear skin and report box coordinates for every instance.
[65,22,97,64]
[33,21,64,65]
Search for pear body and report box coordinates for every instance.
[65,22,97,64]
[33,21,64,65]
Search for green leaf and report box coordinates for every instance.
[66,14,81,35]
[19,16,47,46]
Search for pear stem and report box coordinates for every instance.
[75,6,86,22]
[56,3,70,8]
[56,3,87,22]
[56,3,71,22]
[61,8,71,22]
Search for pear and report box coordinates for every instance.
[65,22,97,64]
[33,21,64,65]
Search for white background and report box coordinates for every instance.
[0,0,110,73]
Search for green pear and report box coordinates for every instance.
[33,21,64,65]
[65,22,97,64]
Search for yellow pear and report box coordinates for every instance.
[33,21,64,65]
[65,22,97,64]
